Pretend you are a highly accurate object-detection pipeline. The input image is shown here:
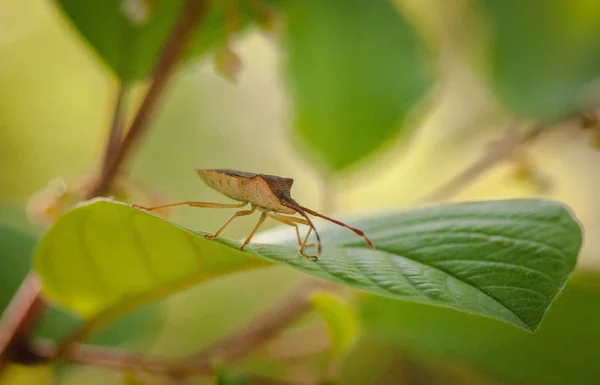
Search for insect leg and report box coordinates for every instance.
[133,201,247,211]
[297,205,374,249]
[206,205,257,239]
[266,213,313,248]
[299,226,314,256]
[287,207,322,259]
[240,211,268,250]
[267,213,317,259]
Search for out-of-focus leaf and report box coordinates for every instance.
[34,199,271,319]
[310,292,360,357]
[481,0,600,120]
[0,221,163,352]
[281,0,433,172]
[54,0,280,81]
[360,271,600,385]
[35,198,581,332]
[33,302,164,348]
[87,303,164,347]
[0,223,37,313]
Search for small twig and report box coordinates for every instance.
[55,0,211,356]
[34,341,308,384]
[33,340,172,372]
[0,273,47,374]
[54,306,121,359]
[98,83,128,183]
[419,124,546,203]
[88,0,211,198]
[97,3,132,182]
[27,278,334,377]
[188,278,334,368]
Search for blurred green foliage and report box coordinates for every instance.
[0,224,37,313]
[282,0,432,172]
[360,271,600,385]
[310,291,360,357]
[481,0,600,120]
[1,0,600,384]
[0,221,165,357]
[34,199,269,318]
[55,0,281,81]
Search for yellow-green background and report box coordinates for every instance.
[1,0,599,384]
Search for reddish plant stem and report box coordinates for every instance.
[29,279,332,376]
[0,273,46,374]
[0,0,211,373]
[419,124,545,203]
[189,279,333,367]
[88,0,211,198]
[100,82,128,177]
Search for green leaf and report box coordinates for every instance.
[310,292,360,357]
[33,303,164,348]
[481,0,600,120]
[54,0,278,81]
[0,223,38,314]
[35,198,581,332]
[254,198,581,331]
[34,199,271,319]
[360,271,600,385]
[0,221,163,350]
[281,0,432,172]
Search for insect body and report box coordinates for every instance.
[199,169,297,214]
[133,169,374,260]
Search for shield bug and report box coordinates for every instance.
[133,169,374,260]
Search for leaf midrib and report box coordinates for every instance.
[365,245,536,329]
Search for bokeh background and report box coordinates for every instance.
[1,0,600,384]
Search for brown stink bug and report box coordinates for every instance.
[133,169,374,260]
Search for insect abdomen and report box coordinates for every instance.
[197,170,246,201]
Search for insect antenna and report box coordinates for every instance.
[293,205,323,255]
[298,205,375,248]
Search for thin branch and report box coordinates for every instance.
[189,278,334,367]
[33,342,307,384]
[99,83,128,180]
[54,304,123,358]
[97,1,132,180]
[27,278,333,376]
[34,340,179,373]
[88,0,211,198]
[0,273,47,374]
[419,124,546,203]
